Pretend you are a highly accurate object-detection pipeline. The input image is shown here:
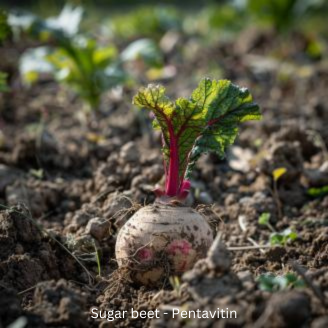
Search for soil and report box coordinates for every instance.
[0,28,328,328]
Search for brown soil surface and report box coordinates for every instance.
[0,30,327,328]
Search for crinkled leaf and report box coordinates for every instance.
[133,78,261,194]
[133,85,206,178]
[187,79,261,176]
[133,85,175,171]
[133,84,174,142]
[173,98,206,178]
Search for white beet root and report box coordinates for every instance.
[115,203,213,286]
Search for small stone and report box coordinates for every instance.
[85,217,110,241]
[103,192,132,219]
[206,235,231,272]
[15,244,24,255]
[198,191,213,204]
[237,270,253,282]
[224,193,237,206]
[260,141,304,182]
[0,164,23,193]
[119,141,139,163]
[228,146,253,172]
[264,291,310,327]
[312,316,328,328]
[182,265,202,282]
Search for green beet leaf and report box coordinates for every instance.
[133,78,261,197]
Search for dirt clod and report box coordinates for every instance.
[29,279,88,327]
[258,291,311,328]
[85,217,110,241]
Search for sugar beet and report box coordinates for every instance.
[115,203,213,285]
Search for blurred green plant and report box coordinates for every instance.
[120,38,164,81]
[121,38,163,68]
[258,212,275,232]
[258,272,305,292]
[169,275,182,297]
[29,168,44,179]
[0,10,11,42]
[246,0,328,32]
[108,6,181,41]
[271,167,287,219]
[183,4,245,38]
[270,228,298,246]
[0,72,9,92]
[306,37,325,60]
[9,4,83,39]
[307,185,328,198]
[247,0,299,32]
[258,212,298,246]
[10,5,127,111]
